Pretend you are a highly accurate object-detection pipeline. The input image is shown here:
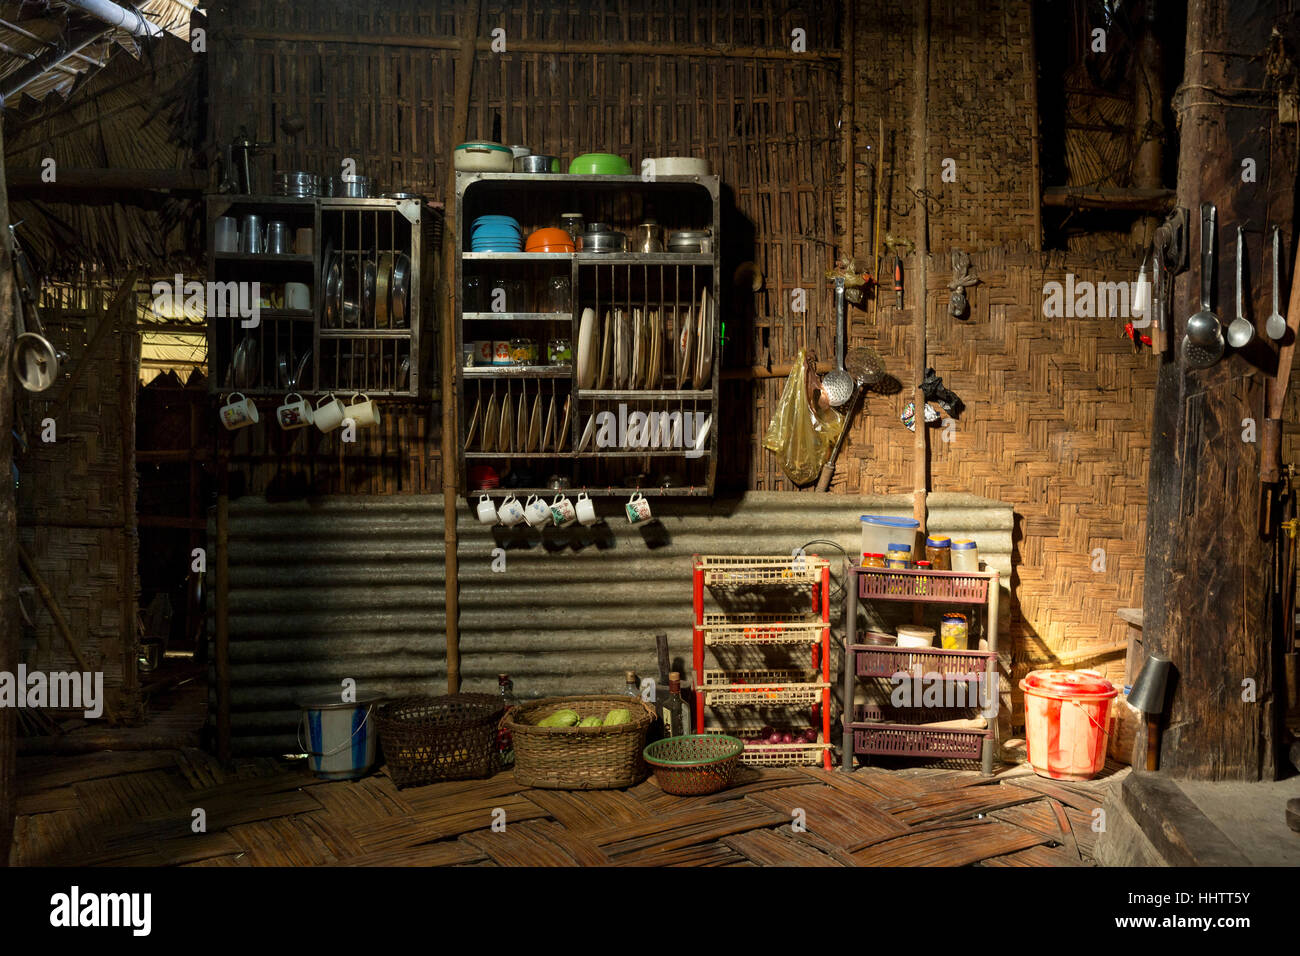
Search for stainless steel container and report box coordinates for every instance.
[328,176,373,198]
[265,221,292,255]
[514,154,557,173]
[582,231,626,253]
[273,170,319,197]
[240,214,265,254]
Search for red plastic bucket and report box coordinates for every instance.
[1018,669,1117,780]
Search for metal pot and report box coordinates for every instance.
[273,170,319,197]
[514,154,557,173]
[582,231,626,253]
[328,176,373,198]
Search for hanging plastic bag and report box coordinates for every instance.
[762,349,844,486]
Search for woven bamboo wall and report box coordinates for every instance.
[206,0,1153,690]
[15,285,141,720]
[209,0,842,495]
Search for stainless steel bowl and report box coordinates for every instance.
[582,231,626,253]
[514,154,557,173]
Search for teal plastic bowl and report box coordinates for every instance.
[568,152,632,175]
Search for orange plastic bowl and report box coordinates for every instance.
[526,227,572,248]
[527,243,575,254]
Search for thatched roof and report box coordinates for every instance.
[2,1,203,278]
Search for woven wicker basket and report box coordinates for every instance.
[375,694,503,788]
[643,734,745,795]
[506,695,656,790]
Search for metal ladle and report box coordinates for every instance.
[1226,225,1255,348]
[821,276,855,407]
[1267,226,1286,341]
[1186,202,1222,348]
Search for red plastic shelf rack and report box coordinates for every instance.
[692,555,833,770]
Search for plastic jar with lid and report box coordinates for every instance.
[925,535,952,570]
[886,543,912,569]
[940,612,968,650]
[951,538,979,572]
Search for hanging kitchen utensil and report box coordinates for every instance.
[821,277,855,407]
[1185,202,1222,348]
[1267,226,1286,341]
[893,254,904,309]
[1227,226,1255,348]
[8,224,65,393]
[845,345,885,386]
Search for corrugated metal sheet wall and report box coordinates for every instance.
[211,492,1012,754]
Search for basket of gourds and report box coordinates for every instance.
[504,695,657,790]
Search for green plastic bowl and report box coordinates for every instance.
[568,152,632,175]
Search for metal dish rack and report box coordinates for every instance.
[841,562,1001,775]
[692,555,833,770]
[206,194,429,401]
[454,172,720,498]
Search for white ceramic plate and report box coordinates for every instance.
[464,396,480,450]
[527,393,541,452]
[481,390,497,452]
[694,413,712,452]
[556,395,572,451]
[578,413,597,452]
[576,307,595,387]
[598,310,611,389]
[516,390,528,452]
[499,388,514,452]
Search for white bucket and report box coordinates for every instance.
[298,693,383,780]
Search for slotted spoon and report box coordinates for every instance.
[821,277,854,406]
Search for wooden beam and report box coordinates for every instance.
[0,113,17,867]
[5,168,208,191]
[442,0,482,694]
[911,0,930,536]
[1042,186,1177,212]
[234,29,840,62]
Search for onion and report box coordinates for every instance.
[759,725,776,739]
[777,732,793,744]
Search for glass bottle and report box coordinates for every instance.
[623,670,640,698]
[496,673,516,768]
[660,671,692,738]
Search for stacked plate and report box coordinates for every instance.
[471,215,523,252]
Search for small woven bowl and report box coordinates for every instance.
[643,734,745,796]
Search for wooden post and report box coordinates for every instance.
[1142,0,1287,780]
[911,0,930,535]
[215,451,230,763]
[442,0,483,694]
[1130,0,1165,245]
[0,119,17,865]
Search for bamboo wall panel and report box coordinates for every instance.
[15,293,141,719]
[209,0,841,494]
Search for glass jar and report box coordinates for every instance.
[951,539,980,572]
[463,275,483,313]
[925,535,952,570]
[560,213,584,247]
[861,552,886,568]
[886,543,912,569]
[509,338,536,365]
[940,612,969,650]
[544,275,571,313]
[547,338,572,364]
[914,560,931,594]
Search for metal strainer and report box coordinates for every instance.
[845,345,885,386]
[1182,332,1224,369]
[821,277,855,406]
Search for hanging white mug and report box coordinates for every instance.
[625,492,653,525]
[524,494,552,529]
[277,392,314,430]
[575,492,599,527]
[220,392,259,430]
[498,494,527,527]
[475,494,498,525]
[550,494,577,528]
[344,392,381,428]
[284,281,311,311]
[314,393,347,432]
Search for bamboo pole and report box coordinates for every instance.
[442,0,482,694]
[842,0,855,259]
[234,30,840,62]
[912,0,930,535]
